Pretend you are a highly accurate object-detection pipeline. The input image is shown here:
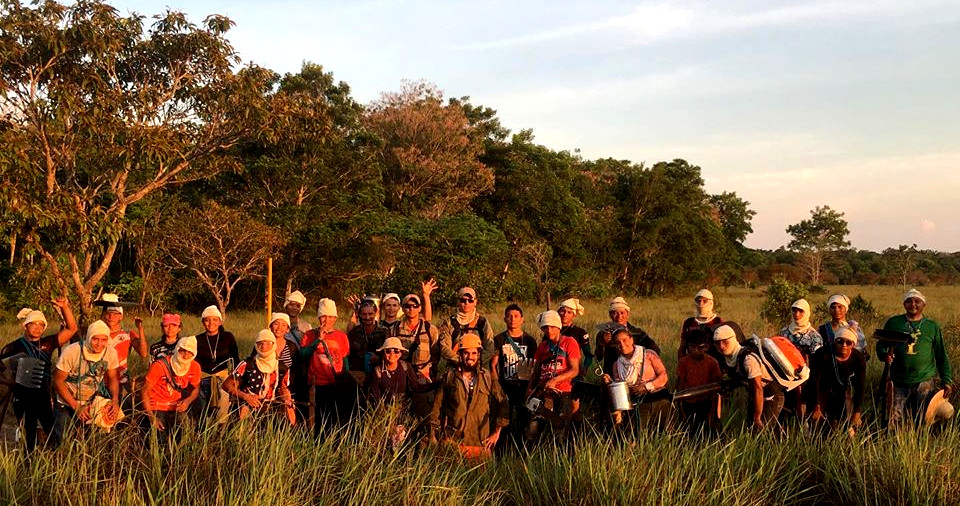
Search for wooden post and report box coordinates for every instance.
[266,257,273,327]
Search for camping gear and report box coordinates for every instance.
[762,336,805,381]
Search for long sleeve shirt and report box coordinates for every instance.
[877,315,952,386]
[429,367,509,447]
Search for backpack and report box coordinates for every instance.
[736,336,809,392]
[449,316,487,347]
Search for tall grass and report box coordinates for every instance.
[1,286,958,505]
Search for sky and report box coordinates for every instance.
[111,0,960,252]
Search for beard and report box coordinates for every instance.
[460,360,479,373]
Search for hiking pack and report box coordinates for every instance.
[736,335,809,391]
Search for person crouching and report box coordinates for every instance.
[601,328,672,432]
[223,330,295,425]
[429,333,509,460]
[142,336,201,434]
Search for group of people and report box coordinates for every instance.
[0,285,954,456]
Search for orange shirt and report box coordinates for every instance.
[144,360,201,411]
[301,329,349,386]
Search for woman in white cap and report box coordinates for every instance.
[678,289,724,360]
[816,294,866,353]
[224,330,295,425]
[778,298,822,420]
[1,298,77,451]
[52,320,121,442]
[142,336,201,432]
[192,305,239,424]
[809,327,865,432]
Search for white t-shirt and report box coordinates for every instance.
[55,342,119,405]
[742,354,773,383]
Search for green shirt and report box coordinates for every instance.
[877,315,952,386]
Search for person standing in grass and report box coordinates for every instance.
[491,304,538,441]
[876,289,953,430]
[714,324,784,432]
[149,314,183,362]
[429,333,509,460]
[675,328,723,434]
[439,287,496,369]
[366,337,437,403]
[678,289,724,360]
[1,299,77,452]
[387,293,440,418]
[97,293,147,400]
[526,311,581,437]
[602,328,672,431]
[810,327,865,432]
[817,294,866,353]
[778,298,822,421]
[557,298,591,422]
[347,300,387,383]
[142,335,201,433]
[301,298,350,432]
[224,330,296,425]
[193,305,239,424]
[379,293,403,327]
[283,291,312,344]
[595,297,660,375]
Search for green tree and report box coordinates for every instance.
[0,0,271,313]
[786,206,851,285]
[883,244,918,289]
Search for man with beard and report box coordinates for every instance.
[429,333,509,459]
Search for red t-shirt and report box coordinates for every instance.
[109,328,140,383]
[301,329,349,386]
[676,354,722,391]
[533,336,581,393]
[144,360,201,411]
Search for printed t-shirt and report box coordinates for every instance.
[234,360,290,401]
[144,359,201,411]
[55,343,120,405]
[533,336,581,393]
[149,340,178,362]
[109,328,139,383]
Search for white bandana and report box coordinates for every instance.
[788,299,812,335]
[255,329,278,374]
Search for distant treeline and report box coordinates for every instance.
[1,1,956,317]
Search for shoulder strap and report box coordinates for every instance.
[503,334,523,357]
[548,338,569,359]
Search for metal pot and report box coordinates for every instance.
[608,381,633,411]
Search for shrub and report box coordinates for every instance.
[760,275,808,326]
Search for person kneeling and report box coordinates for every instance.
[223,330,295,425]
[601,329,671,432]
[142,336,201,434]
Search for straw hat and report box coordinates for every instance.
[924,389,955,425]
[376,337,407,353]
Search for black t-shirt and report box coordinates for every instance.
[149,339,179,362]
[810,347,866,414]
[194,329,239,374]
[493,331,537,380]
[347,324,387,373]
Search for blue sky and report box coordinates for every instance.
[112,0,960,251]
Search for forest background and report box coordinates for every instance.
[2,0,959,320]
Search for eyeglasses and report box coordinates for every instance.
[836,340,855,347]
[459,297,474,303]
[384,349,402,355]
[403,304,420,309]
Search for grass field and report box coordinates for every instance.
[0,285,958,505]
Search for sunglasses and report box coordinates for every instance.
[403,303,420,309]
[384,349,402,355]
[459,297,475,303]
[836,340,855,347]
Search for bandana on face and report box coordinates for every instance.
[694,289,715,322]
[254,329,278,374]
[170,336,197,376]
[788,299,812,335]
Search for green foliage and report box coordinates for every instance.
[760,275,808,326]
[786,206,851,285]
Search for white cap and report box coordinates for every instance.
[558,298,585,316]
[86,320,110,340]
[827,294,850,309]
[256,328,275,343]
[608,297,630,312]
[834,327,858,345]
[176,335,198,356]
[270,312,290,327]
[17,308,47,329]
[903,288,926,303]
[538,310,562,329]
[201,305,223,321]
[695,289,714,301]
[285,291,306,306]
[791,299,811,313]
[713,324,736,341]
[317,298,337,318]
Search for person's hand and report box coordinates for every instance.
[601,374,612,385]
[884,352,894,364]
[752,417,764,432]
[286,406,297,426]
[943,384,954,399]
[810,406,824,422]
[51,297,69,310]
[76,404,92,422]
[151,415,166,431]
[134,317,144,327]
[481,429,500,450]
[421,278,438,297]
[611,411,623,425]
[243,392,262,409]
[175,400,192,413]
[544,378,559,391]
[850,412,863,428]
